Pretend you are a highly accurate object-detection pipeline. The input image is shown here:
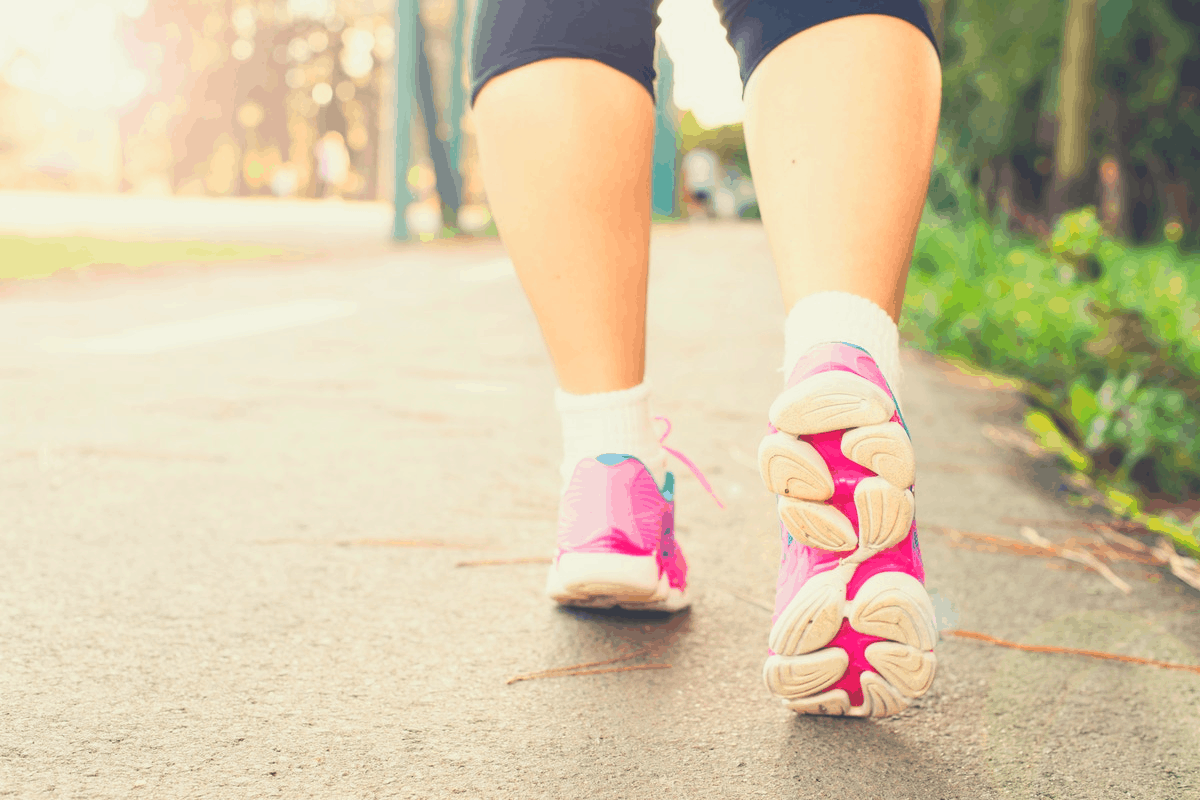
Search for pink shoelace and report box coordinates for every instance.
[655,416,726,510]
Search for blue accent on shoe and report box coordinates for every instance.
[594,454,676,501]
[838,341,872,357]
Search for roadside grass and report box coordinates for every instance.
[905,142,1200,559]
[0,236,292,282]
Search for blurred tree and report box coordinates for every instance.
[939,0,1199,248]
[117,0,414,202]
[1048,0,1098,219]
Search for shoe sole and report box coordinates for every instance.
[761,370,936,718]
[546,553,690,613]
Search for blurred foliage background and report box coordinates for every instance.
[935,0,1199,250]
[906,0,1200,551]
[0,0,486,221]
[1,0,1197,545]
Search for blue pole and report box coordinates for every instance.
[414,9,461,223]
[392,0,419,241]
[651,39,678,218]
[447,0,467,175]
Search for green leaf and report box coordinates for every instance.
[1026,410,1093,472]
[1069,380,1100,430]
[1099,0,1134,38]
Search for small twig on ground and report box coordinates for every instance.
[507,647,666,685]
[1019,527,1132,594]
[506,664,671,684]
[929,524,1136,592]
[941,629,1200,675]
[931,524,1196,590]
[1152,537,1200,591]
[1097,526,1153,554]
[1000,516,1146,534]
[455,557,552,567]
[927,525,1058,557]
[1071,535,1163,566]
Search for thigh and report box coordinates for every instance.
[469,0,663,107]
[711,0,940,92]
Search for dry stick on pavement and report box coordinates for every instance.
[507,647,669,685]
[942,629,1200,675]
[929,524,1134,592]
[510,647,649,679]
[928,525,1059,558]
[1020,526,1133,594]
[507,664,672,684]
[1096,526,1153,553]
[933,524,1162,566]
[456,556,553,567]
[931,524,1194,591]
[1074,536,1164,566]
[1152,537,1200,591]
[1000,516,1149,533]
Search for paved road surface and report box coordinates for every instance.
[2,221,1197,798]
[0,192,394,250]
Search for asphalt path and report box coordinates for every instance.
[2,221,1197,798]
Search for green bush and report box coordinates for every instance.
[905,145,1200,507]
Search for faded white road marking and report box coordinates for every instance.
[458,259,515,283]
[42,299,359,355]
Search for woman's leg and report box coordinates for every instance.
[469,2,692,612]
[471,59,654,396]
[723,5,943,718]
[742,13,941,323]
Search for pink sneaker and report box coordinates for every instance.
[545,418,722,613]
[545,453,689,612]
[758,342,936,717]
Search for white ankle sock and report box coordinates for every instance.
[782,290,905,412]
[555,382,667,492]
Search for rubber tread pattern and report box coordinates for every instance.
[763,370,936,718]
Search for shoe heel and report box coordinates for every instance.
[768,371,894,435]
[549,552,661,601]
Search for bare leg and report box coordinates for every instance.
[751,14,943,718]
[470,58,655,395]
[742,14,942,321]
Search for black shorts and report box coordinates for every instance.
[468,0,939,108]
